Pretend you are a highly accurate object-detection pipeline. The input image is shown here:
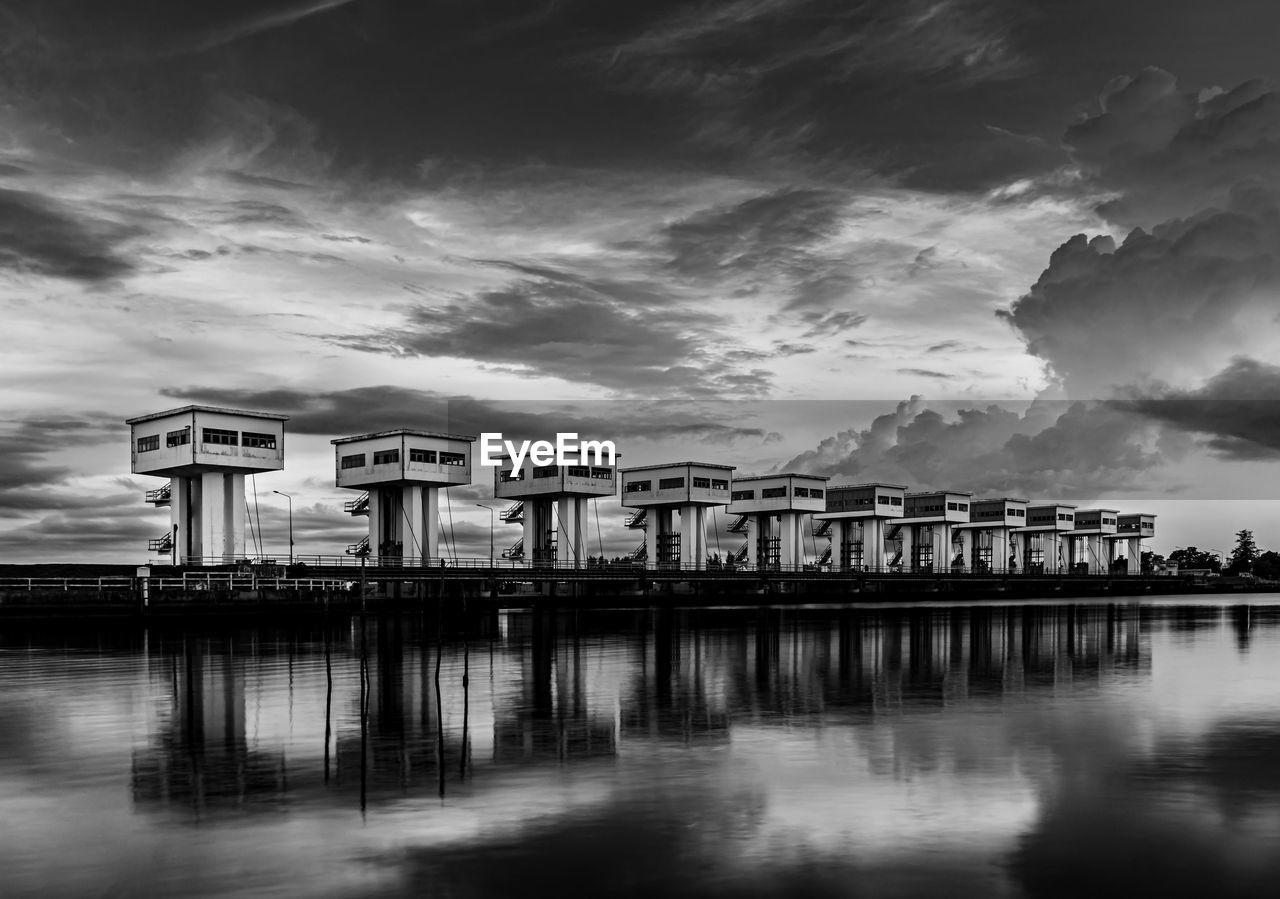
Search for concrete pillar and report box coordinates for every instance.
[644,508,659,571]
[779,513,799,569]
[901,525,914,571]
[367,489,383,562]
[959,529,973,573]
[680,505,705,570]
[402,486,424,563]
[557,497,587,568]
[425,488,439,561]
[1127,537,1140,574]
[829,520,845,571]
[227,473,245,560]
[866,518,884,571]
[171,477,190,564]
[200,471,226,564]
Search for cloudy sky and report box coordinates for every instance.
[3,0,1279,562]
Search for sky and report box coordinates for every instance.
[2,0,1279,562]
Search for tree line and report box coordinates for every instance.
[1158,529,1280,579]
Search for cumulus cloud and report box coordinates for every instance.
[1122,357,1280,460]
[779,397,1164,498]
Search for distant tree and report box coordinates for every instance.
[1254,550,1280,581]
[1140,551,1165,574]
[1168,546,1222,573]
[1228,529,1259,574]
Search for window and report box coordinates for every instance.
[166,429,189,448]
[373,449,399,465]
[1058,513,1072,522]
[1013,508,1025,516]
[877,496,889,505]
[567,466,590,478]
[947,502,958,511]
[794,487,808,498]
[136,434,159,453]
[731,489,755,501]
[591,467,613,479]
[440,452,466,467]
[957,503,968,512]
[658,477,684,489]
[625,480,651,493]
[533,466,558,479]
[890,497,903,506]
[761,487,787,498]
[809,489,823,499]
[202,427,237,446]
[341,453,365,469]
[409,448,436,463]
[710,479,728,491]
[692,477,710,489]
[242,432,276,450]
[500,468,524,482]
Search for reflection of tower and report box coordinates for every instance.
[132,638,286,811]
[127,405,287,564]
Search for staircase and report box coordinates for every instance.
[625,539,647,562]
[500,502,524,523]
[343,492,369,516]
[624,508,646,529]
[817,544,832,565]
[346,535,370,556]
[731,541,749,564]
[145,482,171,507]
[502,537,524,560]
[148,531,173,553]
[727,514,749,534]
[812,519,830,538]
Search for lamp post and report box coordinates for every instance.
[475,503,495,566]
[273,490,294,565]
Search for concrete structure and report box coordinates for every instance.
[954,498,1029,573]
[1110,513,1156,575]
[726,474,829,570]
[494,455,618,568]
[1013,504,1077,574]
[812,483,907,571]
[127,406,287,565]
[1066,509,1120,574]
[621,463,733,570]
[333,430,475,563]
[898,491,973,572]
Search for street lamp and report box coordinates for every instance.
[273,490,294,565]
[475,503,495,566]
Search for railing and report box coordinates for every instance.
[502,537,524,560]
[145,484,171,505]
[727,514,749,534]
[0,577,135,591]
[813,519,830,538]
[624,508,646,529]
[148,533,173,553]
[500,502,524,523]
[343,493,370,515]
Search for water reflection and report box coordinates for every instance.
[2,601,1280,897]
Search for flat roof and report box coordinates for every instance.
[620,462,735,473]
[828,482,909,490]
[1074,508,1121,514]
[126,405,289,424]
[1118,512,1157,517]
[332,429,477,445]
[906,489,975,497]
[733,473,830,483]
[973,497,1030,504]
[1028,502,1078,509]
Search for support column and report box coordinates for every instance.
[367,489,383,563]
[745,516,759,569]
[556,497,586,568]
[644,507,659,571]
[680,505,705,570]
[1127,537,1140,574]
[200,471,227,564]
[425,487,440,562]
[866,518,884,571]
[227,473,245,561]
[779,513,799,569]
[829,520,845,571]
[959,529,973,573]
[401,485,424,564]
[901,525,914,571]
[940,522,953,570]
[172,477,190,565]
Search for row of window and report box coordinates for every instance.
[136,428,276,452]
[974,507,1028,519]
[1029,512,1075,524]
[626,478,730,493]
[340,448,467,469]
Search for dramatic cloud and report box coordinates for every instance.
[0,189,138,281]
[780,398,1164,498]
[1123,357,1280,460]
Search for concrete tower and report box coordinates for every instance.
[812,483,907,572]
[127,406,287,565]
[494,455,618,568]
[620,463,734,570]
[1108,513,1156,575]
[726,474,829,570]
[1067,509,1120,574]
[955,498,1029,573]
[333,430,476,564]
[1014,503,1078,574]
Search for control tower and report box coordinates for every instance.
[334,430,476,563]
[726,474,828,569]
[1109,513,1155,574]
[620,463,733,570]
[127,406,287,565]
[812,483,906,571]
[493,455,617,567]
[1066,509,1119,574]
[954,498,1029,573]
[1013,503,1077,574]
[899,491,973,571]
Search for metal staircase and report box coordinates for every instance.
[346,535,370,556]
[343,492,369,516]
[625,508,646,529]
[731,541,749,564]
[727,513,749,534]
[817,544,832,565]
[148,531,173,553]
[500,502,524,523]
[625,539,646,562]
[145,482,171,506]
[502,537,525,560]
[812,519,830,538]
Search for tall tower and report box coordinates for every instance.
[333,430,476,564]
[726,474,829,570]
[493,454,618,567]
[127,406,287,565]
[812,483,907,571]
[620,462,734,570]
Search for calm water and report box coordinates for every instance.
[3,598,1280,898]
